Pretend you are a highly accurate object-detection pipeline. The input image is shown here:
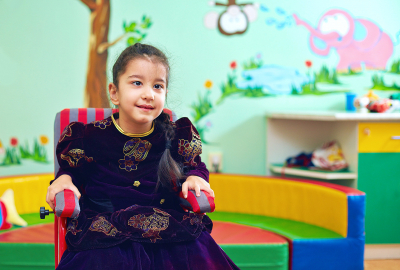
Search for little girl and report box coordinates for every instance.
[46,43,239,269]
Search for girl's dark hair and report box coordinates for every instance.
[112,43,170,87]
[154,112,185,191]
[112,43,184,191]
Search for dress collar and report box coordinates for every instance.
[111,114,154,137]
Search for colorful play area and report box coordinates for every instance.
[0,172,366,270]
[2,108,399,269]
[2,0,400,269]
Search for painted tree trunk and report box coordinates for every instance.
[83,0,110,108]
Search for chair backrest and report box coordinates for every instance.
[53,108,176,268]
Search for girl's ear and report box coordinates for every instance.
[109,83,119,106]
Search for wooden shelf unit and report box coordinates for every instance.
[266,111,400,244]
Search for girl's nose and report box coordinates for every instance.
[142,86,155,100]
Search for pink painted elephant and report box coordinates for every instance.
[293,9,393,72]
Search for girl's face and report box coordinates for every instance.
[109,57,168,130]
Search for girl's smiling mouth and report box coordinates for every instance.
[137,104,154,111]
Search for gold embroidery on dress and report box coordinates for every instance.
[178,127,202,166]
[182,213,204,225]
[92,118,112,129]
[61,149,93,168]
[89,216,120,237]
[119,138,152,171]
[67,219,82,235]
[59,123,74,143]
[128,208,170,243]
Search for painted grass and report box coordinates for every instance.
[372,74,400,91]
[291,82,348,96]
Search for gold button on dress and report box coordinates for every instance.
[133,181,140,187]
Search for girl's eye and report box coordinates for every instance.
[154,84,164,89]
[132,81,142,86]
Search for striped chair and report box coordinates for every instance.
[53,108,176,267]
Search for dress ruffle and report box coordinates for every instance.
[58,231,239,270]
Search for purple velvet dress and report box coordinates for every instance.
[54,114,239,270]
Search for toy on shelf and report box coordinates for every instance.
[312,140,348,171]
[354,90,400,113]
[286,140,348,171]
[365,90,380,101]
[367,99,400,113]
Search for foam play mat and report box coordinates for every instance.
[0,173,365,270]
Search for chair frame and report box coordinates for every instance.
[53,108,176,267]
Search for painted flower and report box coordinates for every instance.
[10,137,18,147]
[40,135,49,145]
[206,121,212,127]
[204,80,213,89]
[0,141,4,155]
[230,61,237,69]
[256,53,262,59]
[305,60,312,68]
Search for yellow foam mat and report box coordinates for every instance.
[0,174,53,214]
[210,174,348,237]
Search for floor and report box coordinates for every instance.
[364,260,400,270]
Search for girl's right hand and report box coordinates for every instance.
[46,174,81,210]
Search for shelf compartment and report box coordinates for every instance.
[270,164,357,180]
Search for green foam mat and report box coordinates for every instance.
[208,212,343,240]
[220,243,288,270]
[0,243,54,270]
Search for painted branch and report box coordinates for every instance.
[80,0,97,11]
[84,0,111,108]
[97,33,127,54]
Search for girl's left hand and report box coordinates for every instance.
[181,176,215,199]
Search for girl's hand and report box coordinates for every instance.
[46,174,81,210]
[181,176,215,199]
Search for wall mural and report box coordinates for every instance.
[204,0,259,36]
[0,1,153,174]
[197,3,400,142]
[293,9,396,72]
[1,1,399,176]
[79,0,152,108]
[0,136,49,167]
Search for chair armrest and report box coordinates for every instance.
[179,190,215,213]
[54,189,80,219]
